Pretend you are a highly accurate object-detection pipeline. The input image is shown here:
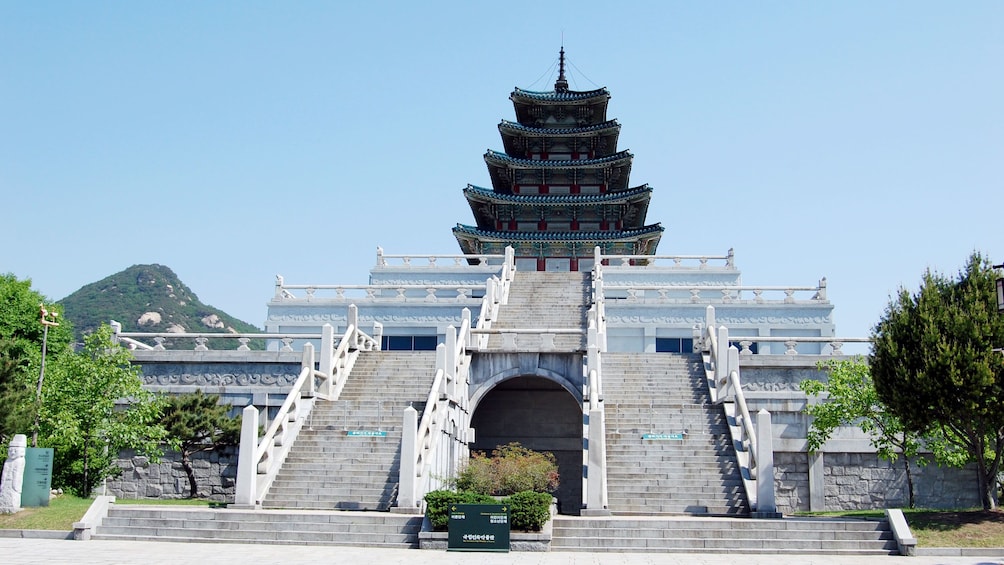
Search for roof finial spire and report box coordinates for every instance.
[555,45,569,93]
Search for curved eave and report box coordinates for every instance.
[498,119,620,137]
[485,150,632,169]
[510,87,610,103]
[464,184,652,206]
[453,223,664,243]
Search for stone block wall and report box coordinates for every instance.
[774,451,979,513]
[104,447,238,502]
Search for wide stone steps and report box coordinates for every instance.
[601,352,749,516]
[550,516,897,554]
[486,271,590,351]
[263,350,437,511]
[93,505,422,548]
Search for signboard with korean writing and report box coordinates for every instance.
[447,503,510,552]
[346,430,388,437]
[22,448,53,507]
[642,433,686,441]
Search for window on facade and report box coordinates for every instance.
[655,338,694,353]
[381,335,439,351]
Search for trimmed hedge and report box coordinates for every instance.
[423,489,553,532]
[423,489,496,530]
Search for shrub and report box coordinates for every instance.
[423,489,495,530]
[455,442,559,496]
[503,490,553,531]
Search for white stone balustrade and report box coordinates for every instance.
[112,322,323,353]
[270,283,485,303]
[595,248,735,270]
[375,246,503,268]
[604,284,828,304]
[233,316,379,509]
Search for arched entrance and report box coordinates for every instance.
[469,376,582,515]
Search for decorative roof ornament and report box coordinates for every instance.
[555,46,569,93]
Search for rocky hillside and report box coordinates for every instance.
[59,264,260,344]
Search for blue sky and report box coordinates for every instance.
[2,2,1001,343]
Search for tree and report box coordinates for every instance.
[800,358,926,508]
[871,252,1004,510]
[40,324,168,496]
[161,390,241,498]
[0,274,74,446]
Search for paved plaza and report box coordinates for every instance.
[1,538,1003,565]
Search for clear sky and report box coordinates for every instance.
[2,2,1001,344]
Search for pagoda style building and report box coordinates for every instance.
[454,49,663,271]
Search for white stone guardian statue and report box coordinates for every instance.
[0,434,27,514]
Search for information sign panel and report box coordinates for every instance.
[22,448,53,507]
[447,503,510,552]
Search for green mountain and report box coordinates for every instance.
[59,264,261,346]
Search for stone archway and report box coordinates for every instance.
[468,376,582,515]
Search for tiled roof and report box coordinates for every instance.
[485,150,632,167]
[452,223,664,241]
[511,87,609,102]
[498,120,620,136]
[463,184,651,205]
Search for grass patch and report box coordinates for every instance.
[0,496,217,531]
[797,508,1004,548]
[0,495,92,531]
[908,510,1004,548]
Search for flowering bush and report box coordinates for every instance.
[455,442,559,496]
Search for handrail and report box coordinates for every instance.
[234,305,378,508]
[272,284,487,302]
[596,248,735,270]
[404,248,514,510]
[375,247,505,268]
[604,283,827,304]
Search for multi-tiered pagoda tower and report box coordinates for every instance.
[454,49,663,271]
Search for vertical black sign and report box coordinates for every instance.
[447,503,510,552]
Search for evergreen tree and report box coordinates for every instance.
[161,390,241,498]
[871,252,1004,510]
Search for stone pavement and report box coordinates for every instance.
[1,538,1004,565]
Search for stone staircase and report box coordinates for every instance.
[487,270,589,351]
[262,350,437,511]
[93,505,422,548]
[551,515,898,554]
[601,352,749,515]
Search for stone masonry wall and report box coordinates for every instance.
[774,451,979,513]
[104,446,238,503]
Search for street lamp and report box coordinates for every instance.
[33,303,60,448]
[994,264,1004,313]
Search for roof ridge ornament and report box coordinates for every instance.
[555,46,569,93]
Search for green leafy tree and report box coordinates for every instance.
[0,274,74,445]
[800,358,927,508]
[871,252,1004,510]
[161,390,241,498]
[40,324,168,496]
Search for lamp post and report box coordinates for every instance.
[32,303,60,448]
[994,264,1004,314]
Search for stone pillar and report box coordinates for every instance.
[302,343,316,398]
[394,406,419,513]
[233,406,260,509]
[319,324,335,397]
[582,409,611,516]
[754,409,781,518]
[0,434,27,514]
[809,451,825,511]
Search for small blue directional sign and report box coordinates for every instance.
[346,430,388,437]
[642,433,685,440]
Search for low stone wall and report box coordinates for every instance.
[774,451,979,513]
[104,447,238,503]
